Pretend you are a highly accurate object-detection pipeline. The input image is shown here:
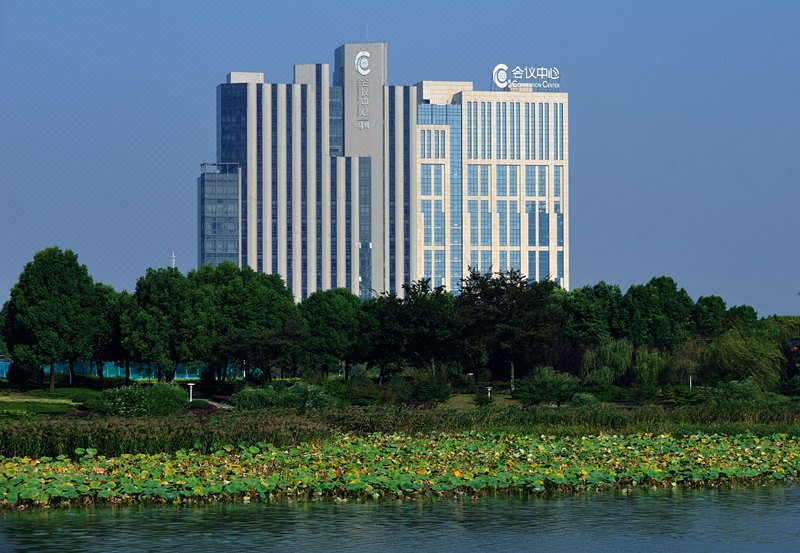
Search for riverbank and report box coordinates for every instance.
[1,432,799,508]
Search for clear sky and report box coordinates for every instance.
[0,0,798,316]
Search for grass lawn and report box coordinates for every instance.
[0,387,100,415]
[445,392,520,409]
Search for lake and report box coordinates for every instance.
[1,484,798,552]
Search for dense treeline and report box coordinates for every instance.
[2,247,799,395]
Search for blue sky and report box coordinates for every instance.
[0,0,798,315]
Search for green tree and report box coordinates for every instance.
[188,262,298,382]
[562,281,625,347]
[3,247,95,391]
[87,282,118,384]
[361,293,408,383]
[692,295,727,338]
[402,279,460,374]
[702,328,785,390]
[299,288,362,380]
[128,267,194,381]
[457,270,563,383]
[621,276,694,349]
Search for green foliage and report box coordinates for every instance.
[632,347,665,387]
[0,411,328,458]
[709,378,769,404]
[188,400,211,410]
[231,383,340,412]
[5,361,38,385]
[2,432,800,507]
[702,329,785,390]
[515,367,579,405]
[97,383,187,417]
[299,288,362,374]
[407,371,452,404]
[571,392,600,406]
[692,295,727,337]
[473,390,494,407]
[581,339,632,385]
[3,247,96,391]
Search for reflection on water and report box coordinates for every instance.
[1,485,799,552]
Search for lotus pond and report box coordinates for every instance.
[1,432,799,507]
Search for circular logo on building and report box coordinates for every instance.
[355,51,371,76]
[493,63,509,89]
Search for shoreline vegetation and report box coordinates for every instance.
[1,431,798,509]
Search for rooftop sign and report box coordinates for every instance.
[492,63,561,91]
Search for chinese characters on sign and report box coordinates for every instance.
[356,77,370,130]
[492,63,561,90]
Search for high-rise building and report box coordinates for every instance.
[197,162,241,268]
[199,43,568,300]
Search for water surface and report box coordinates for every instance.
[1,485,798,552]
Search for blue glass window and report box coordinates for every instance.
[554,165,561,197]
[509,165,518,196]
[480,200,491,246]
[470,250,478,273]
[481,250,492,274]
[538,103,544,160]
[559,103,564,161]
[434,200,445,246]
[528,251,537,282]
[496,165,507,197]
[487,103,492,160]
[435,250,445,288]
[422,200,432,246]
[496,102,501,159]
[499,251,507,273]
[526,201,536,247]
[424,250,432,280]
[434,164,443,196]
[420,130,426,159]
[525,103,530,160]
[468,200,478,246]
[421,164,431,196]
[467,103,472,160]
[480,165,489,196]
[538,201,549,247]
[510,250,521,272]
[539,251,550,281]
[509,201,520,247]
[538,166,547,196]
[497,200,507,246]
[525,166,535,196]
[467,165,478,196]
[555,201,564,247]
[544,103,550,160]
[557,251,564,283]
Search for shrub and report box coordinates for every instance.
[571,392,600,406]
[474,391,494,407]
[97,383,188,417]
[344,374,382,406]
[407,372,452,404]
[381,377,413,404]
[5,361,37,385]
[189,400,211,410]
[231,387,281,410]
[514,367,578,406]
[231,383,340,412]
